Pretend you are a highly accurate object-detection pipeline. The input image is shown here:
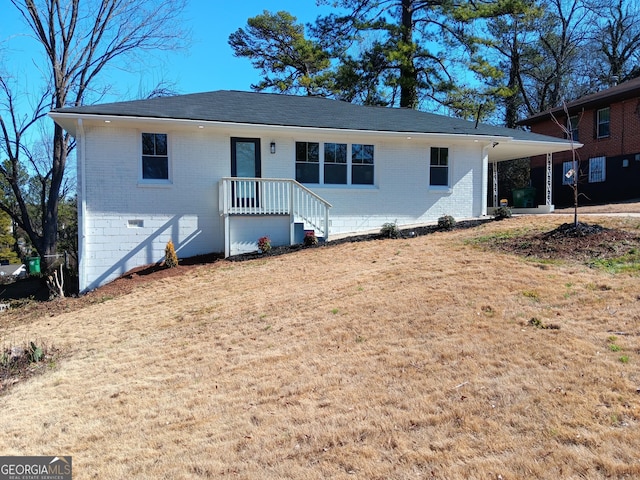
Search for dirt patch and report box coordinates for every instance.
[0,342,59,394]
[489,221,640,262]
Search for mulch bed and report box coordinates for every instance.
[228,219,490,261]
[490,222,640,262]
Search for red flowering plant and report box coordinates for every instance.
[258,236,271,253]
[303,231,318,246]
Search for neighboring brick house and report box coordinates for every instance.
[519,77,640,207]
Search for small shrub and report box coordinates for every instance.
[1,340,56,393]
[28,341,43,363]
[528,317,544,328]
[437,214,456,231]
[493,206,512,220]
[164,240,179,268]
[527,317,560,330]
[303,231,318,246]
[258,236,271,253]
[380,221,399,239]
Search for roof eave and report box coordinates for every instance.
[49,111,514,142]
[519,84,640,126]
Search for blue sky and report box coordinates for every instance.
[171,1,335,94]
[1,0,335,101]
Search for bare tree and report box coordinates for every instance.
[516,0,591,114]
[0,0,188,272]
[586,0,640,86]
[550,103,582,227]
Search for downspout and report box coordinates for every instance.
[77,118,88,293]
[481,145,490,216]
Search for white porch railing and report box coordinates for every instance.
[219,177,332,241]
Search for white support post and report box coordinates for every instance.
[546,152,553,206]
[492,161,499,208]
[224,215,230,258]
[289,181,295,245]
[324,207,329,241]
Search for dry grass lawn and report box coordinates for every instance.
[1,214,640,479]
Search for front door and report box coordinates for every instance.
[231,138,261,207]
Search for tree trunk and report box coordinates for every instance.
[399,0,418,109]
[504,30,520,128]
[39,123,67,271]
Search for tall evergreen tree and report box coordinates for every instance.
[229,11,334,96]
[231,1,532,111]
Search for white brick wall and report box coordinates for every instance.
[229,216,291,255]
[79,122,487,291]
[80,124,227,291]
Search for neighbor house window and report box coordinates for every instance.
[430,147,449,187]
[589,156,606,183]
[568,115,579,141]
[596,108,610,138]
[351,144,374,185]
[142,133,169,180]
[296,142,320,183]
[324,143,347,184]
[562,161,575,185]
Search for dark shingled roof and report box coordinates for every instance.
[53,90,568,144]
[519,76,640,125]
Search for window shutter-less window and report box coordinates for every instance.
[562,161,574,185]
[596,108,610,138]
[351,144,374,185]
[589,156,606,183]
[295,142,320,184]
[429,147,449,186]
[142,133,169,180]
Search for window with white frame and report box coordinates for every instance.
[562,161,575,185]
[430,147,449,187]
[295,142,374,186]
[141,133,169,180]
[596,107,610,138]
[295,142,320,184]
[568,115,579,141]
[589,156,606,183]
[351,144,374,185]
[324,143,347,184]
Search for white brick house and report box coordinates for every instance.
[50,91,575,293]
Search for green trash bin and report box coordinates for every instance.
[28,257,41,274]
[512,187,536,208]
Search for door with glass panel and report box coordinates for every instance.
[231,138,261,207]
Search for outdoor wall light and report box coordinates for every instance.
[270,142,276,154]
